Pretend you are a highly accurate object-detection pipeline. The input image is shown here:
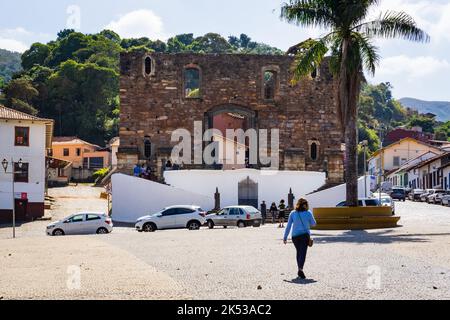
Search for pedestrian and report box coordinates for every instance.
[269,202,277,224]
[260,201,267,225]
[278,199,286,228]
[283,198,317,279]
[133,164,141,177]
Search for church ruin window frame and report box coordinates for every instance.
[308,139,320,161]
[261,65,280,102]
[143,55,156,77]
[183,64,202,99]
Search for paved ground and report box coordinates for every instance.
[1,185,450,300]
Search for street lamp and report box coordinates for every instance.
[359,140,368,198]
[2,158,23,239]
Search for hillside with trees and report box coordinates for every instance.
[399,97,450,122]
[0,48,22,87]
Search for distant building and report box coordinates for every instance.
[368,137,442,183]
[385,151,439,187]
[51,137,110,181]
[109,137,120,169]
[406,152,450,189]
[383,127,433,147]
[0,105,53,222]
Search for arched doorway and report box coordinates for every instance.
[204,105,257,169]
[238,176,259,208]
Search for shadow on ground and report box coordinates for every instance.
[313,230,450,244]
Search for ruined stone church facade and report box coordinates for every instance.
[117,52,344,183]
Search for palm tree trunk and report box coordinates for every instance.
[338,39,362,207]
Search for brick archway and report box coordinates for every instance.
[204,104,257,132]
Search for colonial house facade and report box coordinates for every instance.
[51,137,110,181]
[0,105,53,222]
[386,151,439,187]
[368,137,442,182]
[406,152,450,190]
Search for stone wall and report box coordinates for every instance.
[118,52,344,183]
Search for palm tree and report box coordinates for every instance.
[281,0,429,206]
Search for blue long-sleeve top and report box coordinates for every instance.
[283,210,317,241]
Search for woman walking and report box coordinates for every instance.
[283,198,316,279]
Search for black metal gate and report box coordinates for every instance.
[238,176,258,208]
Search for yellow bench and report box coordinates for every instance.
[312,207,400,230]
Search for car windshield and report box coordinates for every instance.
[244,207,259,213]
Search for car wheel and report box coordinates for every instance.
[254,220,262,227]
[188,221,201,230]
[207,220,215,229]
[96,227,109,235]
[223,226,228,229]
[52,229,65,236]
[143,223,156,232]
[237,221,246,228]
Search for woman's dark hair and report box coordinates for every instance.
[295,198,309,212]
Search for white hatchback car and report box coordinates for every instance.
[46,212,113,236]
[135,205,207,232]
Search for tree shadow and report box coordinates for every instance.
[284,278,318,285]
[312,230,450,244]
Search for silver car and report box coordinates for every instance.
[46,212,113,236]
[206,206,262,229]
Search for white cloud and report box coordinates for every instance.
[0,38,28,52]
[376,55,450,80]
[105,9,167,40]
[369,0,450,44]
[0,27,52,52]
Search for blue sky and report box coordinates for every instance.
[1,0,449,101]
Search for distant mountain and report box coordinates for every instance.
[0,48,22,84]
[399,97,450,122]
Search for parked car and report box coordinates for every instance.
[419,189,435,202]
[336,198,380,207]
[46,212,113,236]
[409,189,425,201]
[442,194,450,206]
[373,194,395,215]
[390,188,406,201]
[430,190,448,204]
[135,205,207,232]
[206,206,262,229]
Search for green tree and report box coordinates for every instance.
[408,115,436,133]
[281,0,429,206]
[189,33,233,53]
[3,77,39,115]
[21,43,51,70]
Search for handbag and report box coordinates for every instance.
[298,211,314,247]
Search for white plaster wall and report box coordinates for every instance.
[111,173,214,223]
[0,120,46,209]
[305,176,373,210]
[164,169,326,208]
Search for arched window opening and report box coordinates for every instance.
[144,57,152,76]
[263,71,276,100]
[185,68,200,98]
[144,138,152,159]
[310,142,318,161]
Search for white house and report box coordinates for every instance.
[406,152,450,190]
[441,162,450,190]
[0,105,53,222]
[368,137,442,182]
[386,151,439,188]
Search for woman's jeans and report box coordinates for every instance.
[292,234,309,270]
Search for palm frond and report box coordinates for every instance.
[280,0,336,29]
[356,11,430,42]
[352,33,380,76]
[290,38,329,84]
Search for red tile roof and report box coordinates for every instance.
[0,104,53,122]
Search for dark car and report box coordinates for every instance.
[391,188,406,201]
